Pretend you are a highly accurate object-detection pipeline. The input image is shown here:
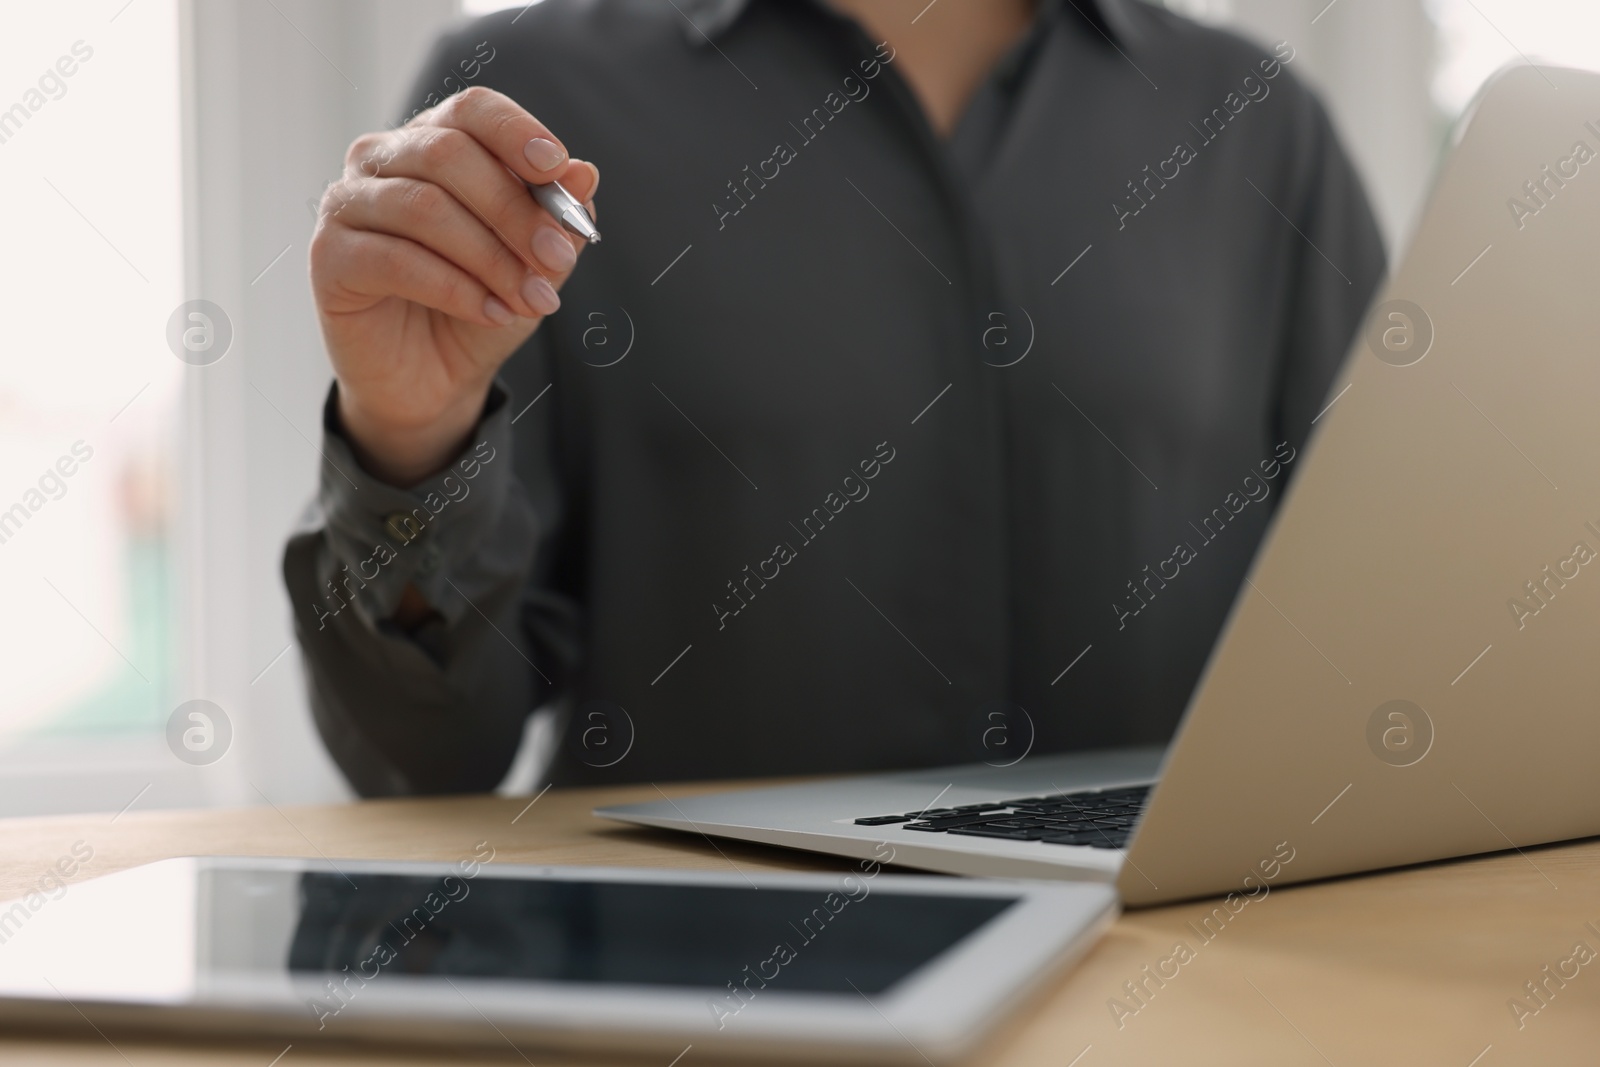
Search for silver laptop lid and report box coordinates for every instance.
[1123,64,1600,905]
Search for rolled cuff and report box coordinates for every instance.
[314,382,518,628]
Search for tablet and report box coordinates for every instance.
[0,855,1115,1063]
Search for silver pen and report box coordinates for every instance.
[530,179,601,244]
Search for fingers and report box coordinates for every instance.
[317,227,516,330]
[343,124,589,281]
[331,176,559,319]
[414,85,572,187]
[322,88,602,333]
[562,159,599,203]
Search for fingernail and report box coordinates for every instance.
[522,273,560,316]
[532,226,577,272]
[484,295,515,326]
[524,137,566,173]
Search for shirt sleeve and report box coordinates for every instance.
[1270,87,1388,458]
[282,380,568,796]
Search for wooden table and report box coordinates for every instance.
[4,780,1599,1065]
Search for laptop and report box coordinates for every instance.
[600,64,1600,907]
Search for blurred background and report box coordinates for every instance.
[1,0,1594,815]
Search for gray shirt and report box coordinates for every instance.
[284,0,1384,795]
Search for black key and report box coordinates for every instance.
[948,826,1047,841]
[1086,825,1131,838]
[854,815,912,825]
[1044,830,1129,848]
[910,813,1012,830]
[909,808,963,818]
[946,802,1014,814]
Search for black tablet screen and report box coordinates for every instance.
[280,872,1015,995]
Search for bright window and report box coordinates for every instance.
[1428,0,1600,114]
[0,4,183,749]
[460,0,545,16]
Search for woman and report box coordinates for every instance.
[287,0,1384,795]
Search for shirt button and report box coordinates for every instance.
[384,511,425,545]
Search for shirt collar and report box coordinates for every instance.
[674,0,1137,48]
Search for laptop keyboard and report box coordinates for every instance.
[853,784,1150,849]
